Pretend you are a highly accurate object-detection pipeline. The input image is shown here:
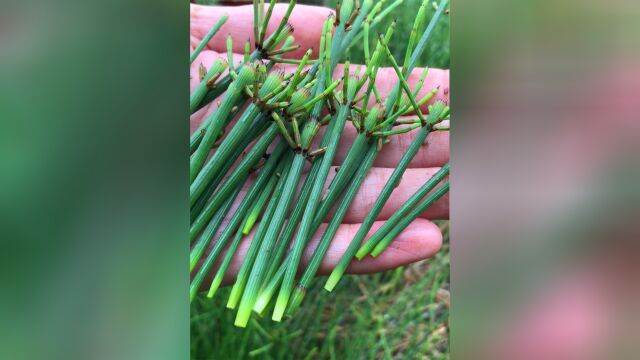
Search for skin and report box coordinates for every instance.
[190,3,450,284]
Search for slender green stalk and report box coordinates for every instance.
[190,116,269,222]
[235,154,306,328]
[381,40,425,124]
[332,104,446,267]
[190,184,241,271]
[360,21,396,114]
[254,77,341,310]
[288,144,378,313]
[190,110,262,205]
[273,72,358,322]
[190,72,288,206]
[359,163,449,258]
[189,184,243,301]
[207,172,279,298]
[241,172,278,235]
[370,181,449,257]
[259,0,277,46]
[190,129,282,241]
[265,5,372,321]
[190,66,257,182]
[322,132,369,200]
[263,0,296,50]
[322,0,449,291]
[189,143,287,300]
[190,14,229,65]
[245,11,366,315]
[402,0,429,72]
[253,0,260,44]
[338,0,375,69]
[207,229,243,299]
[227,159,292,310]
[189,94,242,155]
[253,256,287,314]
[255,137,376,313]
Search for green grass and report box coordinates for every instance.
[191,1,450,358]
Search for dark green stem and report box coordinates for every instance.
[359,163,449,257]
[370,181,449,257]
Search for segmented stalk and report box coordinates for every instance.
[234,154,306,327]
[190,184,241,270]
[189,184,244,301]
[288,144,378,313]
[402,0,429,72]
[190,117,269,222]
[273,72,358,321]
[370,181,449,257]
[227,158,292,310]
[189,142,287,299]
[207,172,279,299]
[190,73,289,206]
[332,103,447,267]
[322,0,450,291]
[190,66,256,181]
[190,127,281,241]
[359,163,450,258]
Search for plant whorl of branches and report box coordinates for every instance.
[190,0,450,328]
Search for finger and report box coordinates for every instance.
[190,4,332,59]
[211,218,442,285]
[322,167,449,223]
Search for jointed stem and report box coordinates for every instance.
[227,158,293,310]
[289,143,378,313]
[273,82,357,321]
[207,172,280,299]
[189,184,243,302]
[235,154,306,328]
[190,126,280,240]
[358,163,450,258]
[370,181,449,256]
[323,0,450,291]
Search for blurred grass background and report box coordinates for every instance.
[191,1,450,358]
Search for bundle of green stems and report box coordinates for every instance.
[190,0,450,328]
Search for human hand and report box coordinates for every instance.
[190,3,449,285]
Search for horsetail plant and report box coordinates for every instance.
[324,0,450,292]
[345,100,449,260]
[189,0,450,327]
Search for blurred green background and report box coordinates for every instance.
[191,1,450,359]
